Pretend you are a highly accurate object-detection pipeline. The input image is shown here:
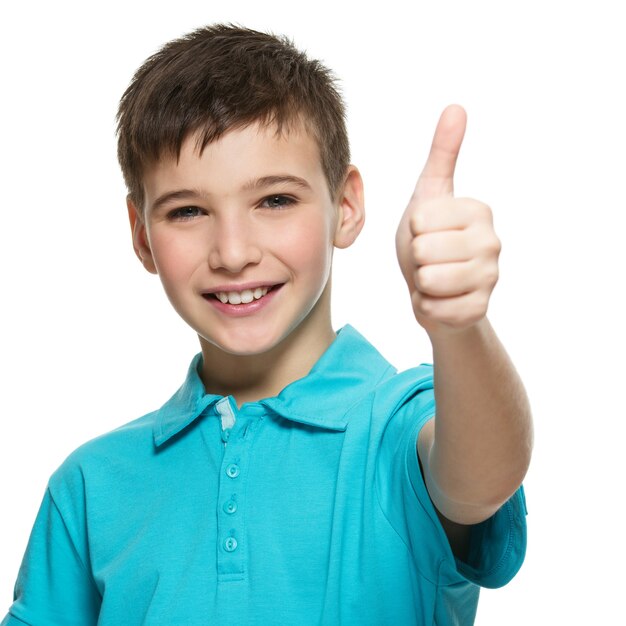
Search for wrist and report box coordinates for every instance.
[425,316,492,349]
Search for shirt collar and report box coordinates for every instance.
[153,325,397,446]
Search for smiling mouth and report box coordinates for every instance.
[205,285,280,305]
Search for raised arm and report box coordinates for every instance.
[395,105,533,527]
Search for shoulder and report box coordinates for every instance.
[63,409,158,463]
[368,364,435,433]
[46,352,208,505]
[330,329,435,435]
[48,409,159,497]
[334,326,434,416]
[372,364,433,403]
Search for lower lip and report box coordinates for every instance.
[204,286,282,317]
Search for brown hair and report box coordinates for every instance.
[116,24,350,210]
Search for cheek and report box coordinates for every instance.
[148,230,201,283]
[280,215,334,272]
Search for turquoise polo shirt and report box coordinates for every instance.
[2,325,527,625]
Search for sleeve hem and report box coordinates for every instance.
[454,486,528,589]
[1,611,32,625]
[406,418,528,589]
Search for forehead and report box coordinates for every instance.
[142,121,327,205]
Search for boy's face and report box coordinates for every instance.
[128,122,363,359]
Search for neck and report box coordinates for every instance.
[199,297,336,407]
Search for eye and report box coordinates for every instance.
[260,195,295,209]
[167,206,203,221]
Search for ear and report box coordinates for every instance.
[333,165,365,249]
[127,196,157,274]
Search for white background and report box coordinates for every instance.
[1,1,624,623]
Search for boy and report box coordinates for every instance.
[2,24,532,625]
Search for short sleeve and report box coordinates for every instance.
[376,366,528,589]
[404,419,528,588]
[455,485,527,588]
[1,488,101,626]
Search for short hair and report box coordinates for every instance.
[116,24,350,210]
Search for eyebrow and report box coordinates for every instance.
[241,175,312,192]
[150,189,202,214]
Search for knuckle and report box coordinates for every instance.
[411,237,427,265]
[488,235,502,257]
[466,198,492,222]
[415,265,435,292]
[477,201,493,221]
[483,264,499,288]
[410,211,426,235]
[476,233,500,261]
[471,294,490,320]
[419,297,436,317]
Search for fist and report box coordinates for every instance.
[395,105,501,335]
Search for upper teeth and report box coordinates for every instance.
[216,287,269,305]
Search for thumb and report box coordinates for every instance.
[414,104,467,201]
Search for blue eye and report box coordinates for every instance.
[168,206,203,220]
[261,195,295,209]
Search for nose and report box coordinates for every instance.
[208,213,262,273]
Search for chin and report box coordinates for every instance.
[199,326,288,358]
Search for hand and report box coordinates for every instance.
[395,105,501,336]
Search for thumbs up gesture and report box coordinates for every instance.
[395,105,501,336]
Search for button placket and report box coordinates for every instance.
[216,409,261,581]
[223,535,238,552]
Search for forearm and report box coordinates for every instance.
[421,318,533,523]
[396,105,533,523]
